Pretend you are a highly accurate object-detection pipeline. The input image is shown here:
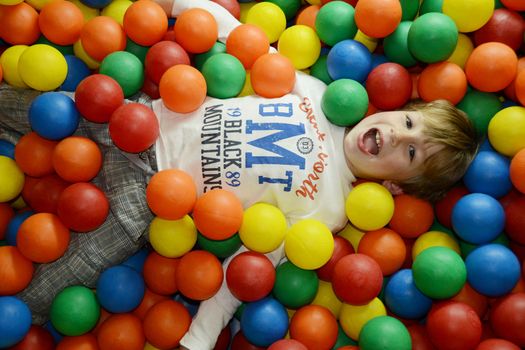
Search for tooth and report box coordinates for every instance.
[375,132,380,150]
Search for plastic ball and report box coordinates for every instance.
[123,0,167,46]
[311,280,342,318]
[174,8,218,53]
[474,8,525,51]
[5,211,34,246]
[241,297,289,347]
[197,232,242,259]
[447,33,474,69]
[49,286,100,336]
[250,53,296,98]
[407,12,458,63]
[99,51,144,97]
[284,219,334,270]
[80,0,111,8]
[457,90,502,136]
[384,269,432,319]
[245,2,286,43]
[426,301,482,350]
[321,79,369,127]
[273,261,318,308]
[465,42,518,93]
[18,44,67,91]
[73,40,100,70]
[38,0,84,45]
[339,298,386,340]
[75,74,124,123]
[176,250,223,300]
[314,1,357,47]
[476,339,521,350]
[412,231,461,260]
[24,174,69,215]
[0,0,23,5]
[10,325,55,350]
[418,61,467,104]
[345,182,395,231]
[231,331,265,350]
[389,194,434,239]
[443,0,494,33]
[159,64,207,113]
[145,41,190,85]
[56,334,98,350]
[490,293,525,347]
[149,215,196,258]
[510,148,525,194]
[464,151,512,198]
[80,16,126,62]
[327,39,372,82]
[504,196,525,244]
[212,0,241,19]
[0,296,32,348]
[0,246,33,295]
[488,106,525,157]
[354,0,402,38]
[365,63,411,110]
[226,24,269,69]
[310,54,332,85]
[142,251,179,296]
[132,287,169,321]
[383,21,417,68]
[227,251,276,302]
[52,136,102,182]
[452,193,505,245]
[202,53,246,98]
[28,92,79,141]
[0,2,40,45]
[96,313,145,350]
[0,140,14,159]
[193,41,227,71]
[146,169,197,220]
[96,265,145,313]
[0,203,15,240]
[101,0,132,24]
[289,305,338,350]
[359,316,412,350]
[122,248,149,274]
[60,55,91,92]
[268,339,307,350]
[143,299,191,349]
[277,25,321,70]
[0,45,29,88]
[0,156,24,202]
[412,246,466,299]
[450,282,489,319]
[357,228,406,276]
[239,203,287,253]
[317,235,355,281]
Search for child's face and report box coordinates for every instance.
[344,110,443,181]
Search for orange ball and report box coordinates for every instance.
[56,334,99,350]
[143,299,191,350]
[0,203,15,240]
[97,314,145,350]
[0,2,40,45]
[176,250,223,300]
[10,324,55,350]
[354,0,402,38]
[132,288,169,320]
[80,16,126,62]
[142,251,180,295]
[0,246,34,295]
[15,131,57,177]
[52,136,102,183]
[388,194,434,239]
[38,0,84,45]
[501,0,525,11]
[192,188,244,240]
[417,61,468,105]
[16,212,70,263]
[289,305,338,350]
[145,169,197,220]
[514,69,525,107]
[296,5,320,30]
[123,0,168,46]
[159,64,207,113]
[510,148,525,194]
[251,53,296,98]
[450,282,488,319]
[174,8,218,53]
[465,42,518,92]
[226,24,270,69]
[357,227,406,276]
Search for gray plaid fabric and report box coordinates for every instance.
[0,83,156,325]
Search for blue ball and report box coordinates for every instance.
[327,39,372,82]
[44,321,63,343]
[0,140,15,159]
[371,53,389,70]
[451,193,505,245]
[96,265,145,313]
[0,296,32,348]
[28,92,80,141]
[173,294,200,318]
[79,0,111,8]
[384,269,432,320]
[61,55,91,92]
[121,248,149,274]
[463,151,512,198]
[5,211,34,246]
[241,297,289,347]
[465,244,520,297]
[479,138,495,152]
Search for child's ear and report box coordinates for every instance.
[382,180,404,196]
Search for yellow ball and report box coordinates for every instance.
[239,2,257,24]
[10,195,28,210]
[311,280,343,319]
[69,0,100,22]
[412,230,460,260]
[73,40,101,69]
[278,25,321,70]
[0,0,23,5]
[0,156,25,203]
[354,30,379,53]
[24,0,51,10]
[0,45,29,88]
[101,0,133,25]
[305,0,321,4]
[488,106,525,157]
[239,202,287,253]
[337,223,364,252]
[442,0,494,33]
[18,44,68,91]
[339,297,386,340]
[144,343,161,350]
[447,33,474,69]
[345,182,395,231]
[238,71,255,97]
[149,215,197,258]
[245,2,286,43]
[284,219,334,270]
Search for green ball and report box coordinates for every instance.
[197,232,242,259]
[126,38,149,64]
[457,90,502,136]
[99,51,144,97]
[315,1,357,47]
[419,0,443,14]
[429,220,454,235]
[310,54,333,85]
[408,12,458,63]
[272,261,319,309]
[265,0,301,20]
[400,0,420,21]
[412,246,467,299]
[359,316,412,350]
[201,53,246,99]
[50,286,100,336]
[333,324,358,349]
[36,36,74,56]
[384,21,418,67]
[321,79,368,127]
[194,41,226,71]
[494,0,504,8]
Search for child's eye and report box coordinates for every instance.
[409,145,416,161]
[406,115,413,129]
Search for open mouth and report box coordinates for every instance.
[360,128,382,155]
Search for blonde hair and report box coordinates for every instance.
[395,99,480,202]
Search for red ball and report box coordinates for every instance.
[75,74,124,123]
[407,324,435,350]
[132,287,169,320]
[109,103,160,153]
[211,0,240,19]
[365,63,412,110]
[141,76,160,100]
[426,301,482,350]
[490,293,525,347]
[316,236,354,282]
[226,251,276,302]
[176,250,223,300]
[25,174,69,214]
[145,41,190,85]
[357,228,406,276]
[389,194,434,239]
[505,195,525,244]
[0,246,34,295]
[142,251,180,296]
[331,253,383,305]
[56,334,98,350]
[14,131,57,177]
[214,326,232,350]
[476,338,521,350]
[434,185,469,229]
[289,305,338,350]
[9,325,55,350]
[450,282,489,320]
[143,300,191,350]
[268,339,308,350]
[57,182,109,232]
[231,331,266,350]
[474,8,525,51]
[0,203,15,240]
[96,314,145,350]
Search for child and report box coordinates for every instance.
[0,0,479,348]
